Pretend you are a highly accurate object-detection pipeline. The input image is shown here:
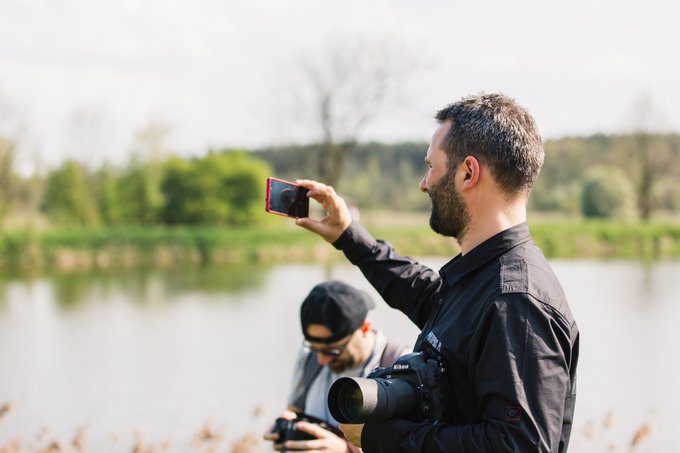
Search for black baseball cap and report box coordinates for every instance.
[300,281,375,343]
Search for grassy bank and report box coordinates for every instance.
[2,219,680,273]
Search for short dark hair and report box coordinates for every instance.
[435,93,544,196]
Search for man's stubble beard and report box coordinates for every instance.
[328,353,358,374]
[329,362,346,373]
[428,169,471,242]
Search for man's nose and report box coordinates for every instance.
[316,353,334,366]
[419,174,428,193]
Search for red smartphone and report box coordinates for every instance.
[265,177,310,218]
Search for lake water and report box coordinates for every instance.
[0,259,678,452]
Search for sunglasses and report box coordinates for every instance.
[303,334,353,358]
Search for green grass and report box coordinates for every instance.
[1,218,679,273]
[530,221,680,259]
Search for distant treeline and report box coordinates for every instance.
[0,147,272,228]
[254,141,430,211]
[0,133,679,230]
[255,133,680,220]
[1,133,680,271]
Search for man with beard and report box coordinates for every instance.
[293,93,580,452]
[264,280,408,452]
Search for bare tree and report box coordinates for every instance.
[0,87,47,227]
[623,95,678,221]
[0,88,20,223]
[131,115,173,163]
[125,116,174,224]
[0,137,14,222]
[64,105,115,168]
[283,37,421,189]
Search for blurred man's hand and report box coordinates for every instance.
[294,180,352,243]
[339,423,364,448]
[262,410,297,450]
[284,420,351,452]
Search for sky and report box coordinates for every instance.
[1,0,679,172]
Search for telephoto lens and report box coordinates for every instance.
[327,376,418,423]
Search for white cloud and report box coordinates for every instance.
[1,0,679,168]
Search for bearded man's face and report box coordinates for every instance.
[427,167,470,240]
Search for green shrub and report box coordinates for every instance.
[581,166,636,220]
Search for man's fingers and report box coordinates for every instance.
[282,422,350,452]
[294,421,333,438]
[296,180,337,205]
[339,423,364,448]
[283,439,322,451]
[293,179,351,243]
[295,179,325,191]
[295,216,322,232]
[307,184,333,200]
[284,438,327,452]
[295,179,348,217]
[281,409,298,419]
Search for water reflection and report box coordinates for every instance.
[0,262,269,310]
[0,259,678,452]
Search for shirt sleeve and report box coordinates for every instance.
[333,221,443,329]
[362,293,575,452]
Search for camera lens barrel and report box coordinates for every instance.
[328,377,418,423]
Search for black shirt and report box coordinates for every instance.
[333,221,579,452]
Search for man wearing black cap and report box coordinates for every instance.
[264,280,407,452]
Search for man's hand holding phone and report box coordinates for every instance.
[264,177,351,243]
[293,179,352,244]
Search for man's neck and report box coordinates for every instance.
[459,204,526,255]
[358,330,377,364]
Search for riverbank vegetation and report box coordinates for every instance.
[2,217,680,274]
[1,132,679,272]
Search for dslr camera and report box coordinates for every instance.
[328,352,444,424]
[271,413,340,442]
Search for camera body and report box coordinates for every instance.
[271,414,338,443]
[328,352,444,424]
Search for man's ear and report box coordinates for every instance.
[461,156,480,190]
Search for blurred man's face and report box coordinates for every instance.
[305,324,362,373]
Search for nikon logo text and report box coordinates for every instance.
[393,364,410,370]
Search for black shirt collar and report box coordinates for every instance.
[439,222,532,288]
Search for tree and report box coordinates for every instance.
[41,160,99,226]
[160,151,271,225]
[622,95,679,221]
[119,116,175,224]
[93,165,124,226]
[0,137,15,222]
[581,166,636,220]
[282,37,420,189]
[0,89,23,225]
[116,159,163,225]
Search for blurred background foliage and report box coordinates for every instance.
[2,132,680,227]
[1,133,677,230]
[1,131,680,271]
[12,149,272,229]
